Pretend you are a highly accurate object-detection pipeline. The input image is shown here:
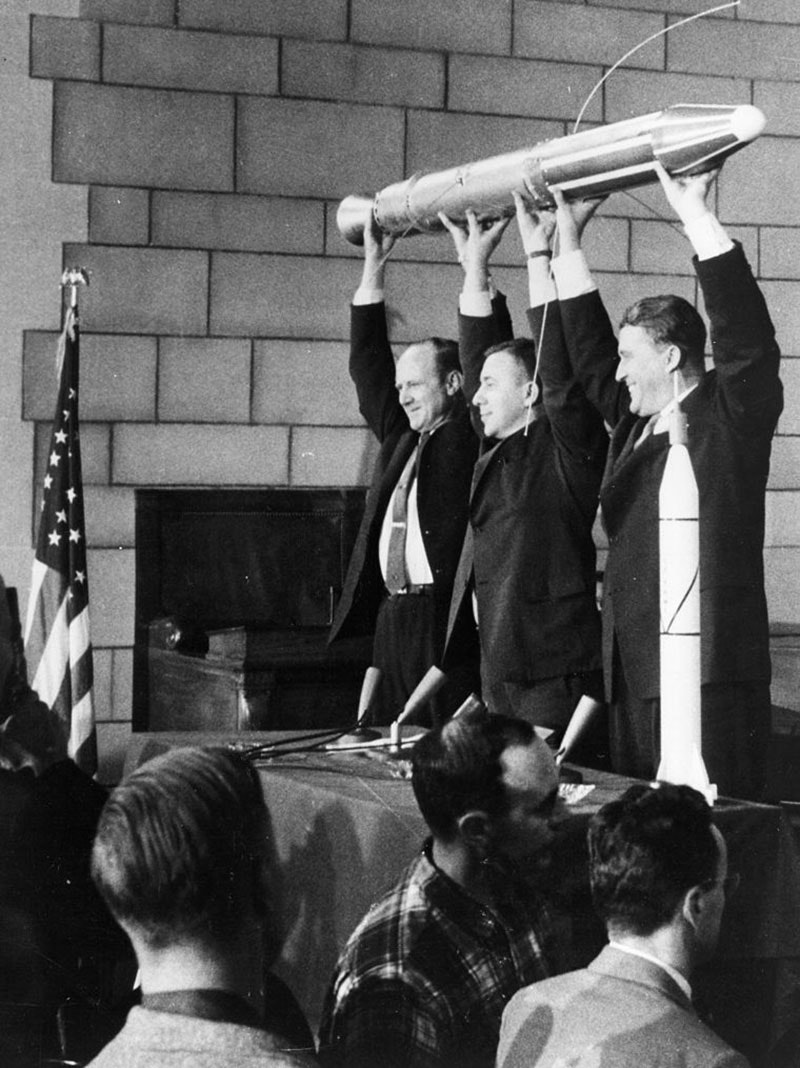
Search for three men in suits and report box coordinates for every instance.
[498,781,747,1068]
[551,166,782,799]
[440,199,607,745]
[329,218,481,724]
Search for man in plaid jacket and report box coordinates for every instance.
[318,707,570,1068]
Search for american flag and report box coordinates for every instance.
[24,299,96,774]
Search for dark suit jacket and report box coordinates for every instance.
[329,302,480,665]
[444,300,607,688]
[498,945,749,1068]
[559,244,782,700]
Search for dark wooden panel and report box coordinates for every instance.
[133,488,367,730]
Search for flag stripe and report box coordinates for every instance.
[73,714,98,772]
[24,306,97,775]
[68,684,94,759]
[29,568,70,706]
[23,558,48,650]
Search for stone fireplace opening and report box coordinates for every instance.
[133,488,369,733]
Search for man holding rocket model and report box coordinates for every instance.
[329,217,487,725]
[439,200,607,754]
[552,165,782,800]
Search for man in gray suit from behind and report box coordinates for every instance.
[498,782,748,1068]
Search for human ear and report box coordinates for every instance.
[664,344,683,374]
[524,379,539,405]
[446,370,463,395]
[457,810,492,857]
[681,884,705,934]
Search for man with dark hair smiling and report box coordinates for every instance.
[498,781,747,1068]
[551,166,782,799]
[317,707,568,1068]
[87,746,316,1067]
[440,198,607,751]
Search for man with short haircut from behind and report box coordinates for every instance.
[318,707,568,1068]
[498,782,748,1068]
[87,746,316,1067]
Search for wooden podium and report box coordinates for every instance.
[145,623,371,733]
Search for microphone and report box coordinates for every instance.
[326,666,382,747]
[555,695,603,766]
[390,665,447,751]
[356,665,382,728]
[451,692,484,719]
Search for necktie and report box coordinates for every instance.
[385,436,426,594]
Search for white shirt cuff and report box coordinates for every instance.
[683,211,735,261]
[353,285,384,306]
[459,290,493,318]
[551,249,597,300]
[528,259,557,308]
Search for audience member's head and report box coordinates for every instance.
[395,336,463,433]
[588,782,730,962]
[474,338,542,440]
[92,746,270,950]
[88,747,316,1065]
[411,707,563,866]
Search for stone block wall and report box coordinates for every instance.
[21,0,800,780]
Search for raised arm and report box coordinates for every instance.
[654,164,782,431]
[349,217,407,442]
[552,189,629,429]
[514,194,608,477]
[440,210,512,434]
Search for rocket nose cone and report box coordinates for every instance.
[731,105,766,144]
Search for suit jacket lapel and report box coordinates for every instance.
[471,436,505,500]
[471,427,535,502]
[607,413,667,483]
[611,416,645,468]
[377,431,417,517]
[611,380,709,477]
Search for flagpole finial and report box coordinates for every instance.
[60,267,89,309]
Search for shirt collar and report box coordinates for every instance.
[652,381,699,435]
[607,941,692,1001]
[419,839,540,927]
[141,989,263,1028]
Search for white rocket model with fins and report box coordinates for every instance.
[656,405,717,804]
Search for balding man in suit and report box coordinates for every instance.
[329,217,493,724]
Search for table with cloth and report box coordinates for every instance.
[124,731,800,1062]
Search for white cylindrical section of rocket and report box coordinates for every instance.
[656,440,715,802]
[659,442,701,753]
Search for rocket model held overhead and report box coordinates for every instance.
[656,407,716,805]
[337,103,765,244]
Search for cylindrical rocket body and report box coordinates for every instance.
[657,440,713,798]
[337,104,766,244]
